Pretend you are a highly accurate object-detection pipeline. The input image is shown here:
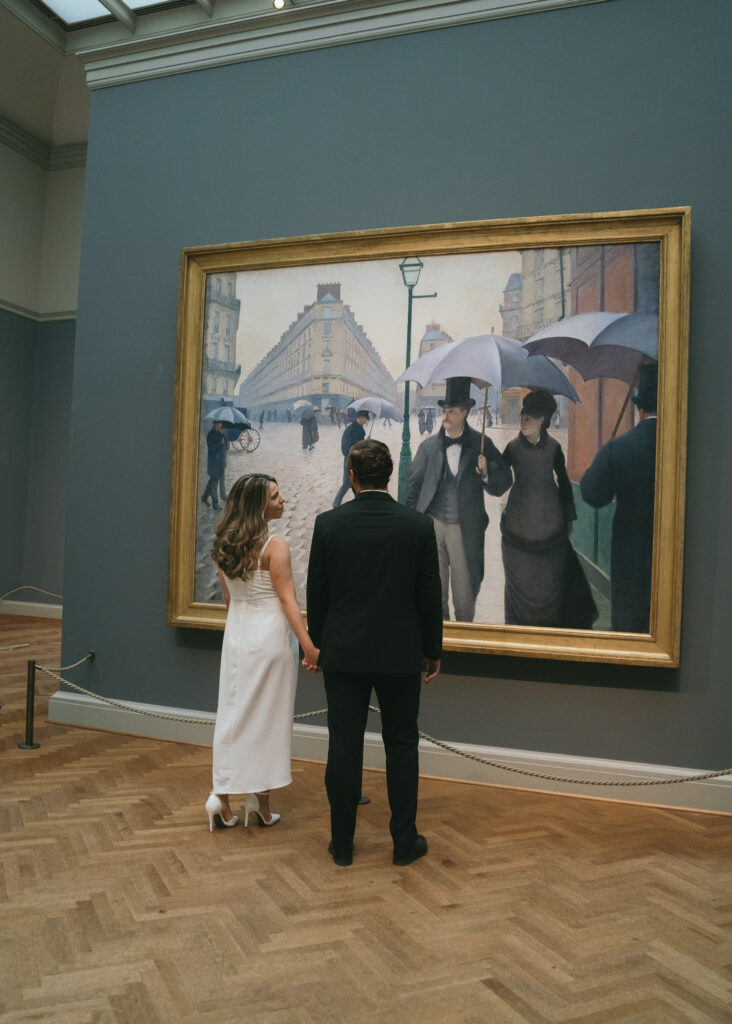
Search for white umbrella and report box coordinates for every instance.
[347,397,403,422]
[397,333,580,399]
[397,332,579,453]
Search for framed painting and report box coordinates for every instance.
[168,207,690,666]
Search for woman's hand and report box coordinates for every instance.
[301,643,320,672]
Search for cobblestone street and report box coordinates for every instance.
[193,417,607,629]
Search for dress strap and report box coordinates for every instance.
[258,534,273,568]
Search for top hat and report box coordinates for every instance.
[521,388,557,424]
[631,362,658,411]
[437,377,476,408]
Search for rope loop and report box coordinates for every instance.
[30,659,732,789]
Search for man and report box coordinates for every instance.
[580,364,657,633]
[405,377,512,622]
[201,420,227,510]
[306,439,442,867]
[332,409,370,507]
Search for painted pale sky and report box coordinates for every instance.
[233,249,522,385]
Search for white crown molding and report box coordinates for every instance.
[60,0,610,89]
[48,690,732,815]
[0,298,78,321]
[0,114,87,170]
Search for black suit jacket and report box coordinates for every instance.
[306,491,442,673]
[580,417,657,631]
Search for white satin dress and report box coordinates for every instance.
[212,536,298,794]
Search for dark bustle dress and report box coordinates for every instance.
[501,431,597,629]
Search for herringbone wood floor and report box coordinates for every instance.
[1,616,731,1024]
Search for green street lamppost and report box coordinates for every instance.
[397,256,436,503]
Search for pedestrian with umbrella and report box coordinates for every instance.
[332,409,371,507]
[404,377,512,623]
[294,400,319,451]
[397,333,579,623]
[201,405,250,510]
[500,389,597,629]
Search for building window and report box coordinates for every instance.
[214,311,220,332]
[536,278,544,300]
[322,382,330,393]
[224,344,230,362]
[533,249,544,269]
[212,342,219,360]
[227,281,233,296]
[535,306,544,324]
[323,360,331,373]
[324,322,332,335]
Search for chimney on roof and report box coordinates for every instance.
[317,283,341,301]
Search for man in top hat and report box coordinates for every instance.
[405,376,512,622]
[580,363,658,632]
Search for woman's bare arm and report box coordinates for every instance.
[217,568,231,610]
[264,537,320,669]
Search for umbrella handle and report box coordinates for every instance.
[610,364,641,439]
[480,386,489,456]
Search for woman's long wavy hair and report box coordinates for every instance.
[211,474,275,580]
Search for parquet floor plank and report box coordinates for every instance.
[2,615,731,1023]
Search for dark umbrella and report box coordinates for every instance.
[203,405,251,428]
[524,312,658,436]
[524,312,658,382]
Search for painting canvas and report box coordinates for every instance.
[169,209,689,665]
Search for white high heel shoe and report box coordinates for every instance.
[244,794,280,827]
[205,793,239,832]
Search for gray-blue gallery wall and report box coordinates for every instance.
[1,309,73,603]
[61,0,732,768]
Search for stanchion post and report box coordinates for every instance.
[18,659,41,749]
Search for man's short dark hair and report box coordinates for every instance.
[347,439,392,489]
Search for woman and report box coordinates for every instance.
[205,473,319,830]
[500,390,597,629]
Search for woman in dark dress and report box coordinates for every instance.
[500,390,597,628]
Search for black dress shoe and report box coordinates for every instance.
[328,842,353,866]
[393,834,427,866]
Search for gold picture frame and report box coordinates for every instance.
[169,207,690,666]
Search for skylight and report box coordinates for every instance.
[39,0,185,26]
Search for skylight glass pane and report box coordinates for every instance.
[44,0,110,23]
[125,0,181,8]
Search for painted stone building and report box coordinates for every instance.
[202,272,241,409]
[499,249,572,423]
[413,322,454,412]
[238,283,395,419]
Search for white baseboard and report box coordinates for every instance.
[0,600,63,619]
[47,691,732,815]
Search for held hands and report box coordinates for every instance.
[476,454,488,477]
[423,658,440,683]
[301,643,321,672]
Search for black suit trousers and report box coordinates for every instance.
[324,670,421,854]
